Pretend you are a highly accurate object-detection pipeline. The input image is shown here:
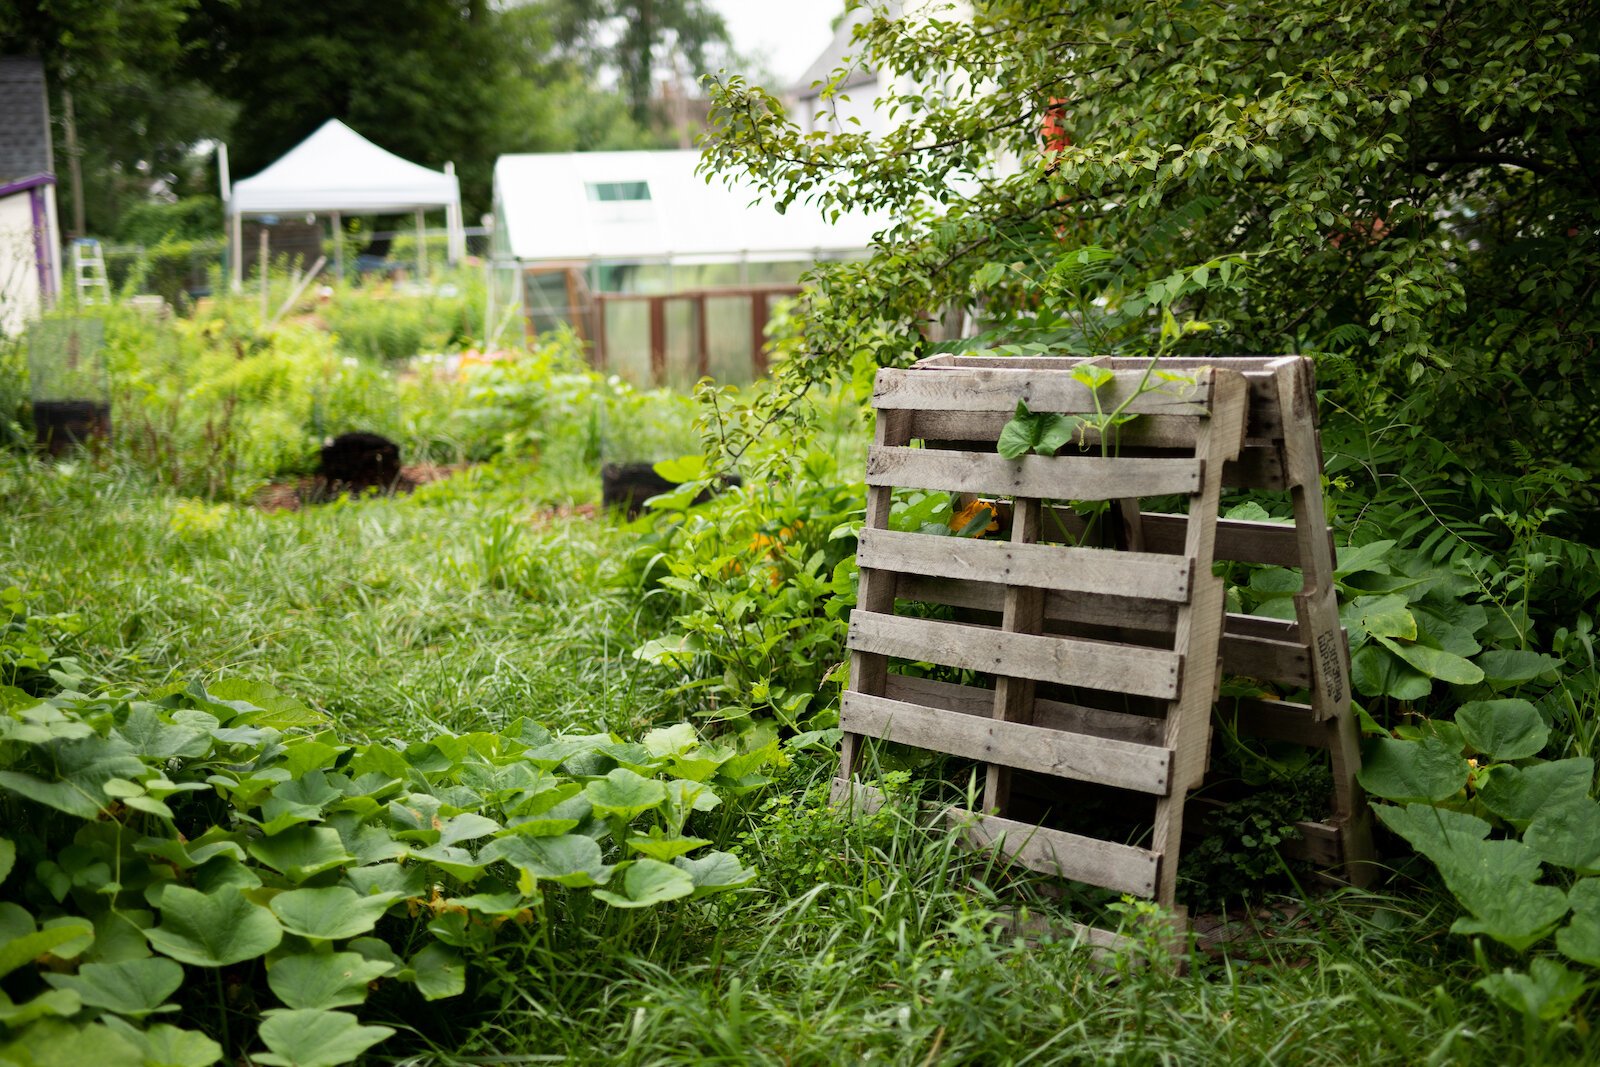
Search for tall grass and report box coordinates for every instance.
[0,453,682,737]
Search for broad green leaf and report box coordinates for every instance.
[593,859,695,909]
[1034,414,1081,457]
[0,837,13,886]
[1475,959,1586,1022]
[255,1009,393,1067]
[1357,736,1470,803]
[642,723,699,757]
[674,851,758,896]
[0,988,82,1027]
[0,922,94,979]
[1344,594,1416,642]
[0,736,145,818]
[1556,879,1600,967]
[42,958,182,1017]
[408,943,465,1000]
[85,908,154,964]
[247,826,355,883]
[268,887,391,941]
[1373,635,1484,685]
[1334,540,1396,576]
[146,885,282,967]
[40,916,94,960]
[626,832,711,861]
[0,1019,144,1067]
[583,768,667,821]
[436,812,501,848]
[1455,699,1547,761]
[343,863,425,900]
[1476,649,1560,689]
[1376,803,1567,950]
[1525,796,1600,872]
[997,402,1043,459]
[1477,758,1595,830]
[101,1020,222,1067]
[1350,645,1432,701]
[346,937,403,977]
[480,833,612,888]
[115,705,211,760]
[207,679,324,728]
[268,952,392,1010]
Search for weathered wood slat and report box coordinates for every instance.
[857,528,1194,603]
[843,690,1175,794]
[896,574,1180,632]
[1039,507,1309,567]
[1224,697,1334,748]
[866,446,1203,500]
[848,610,1183,699]
[954,810,1161,897]
[873,366,1212,417]
[883,674,1165,746]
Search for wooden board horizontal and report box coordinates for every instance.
[1225,697,1335,748]
[883,673,1165,746]
[843,690,1175,794]
[857,528,1194,602]
[895,574,1179,633]
[954,809,1160,897]
[866,446,1203,500]
[873,366,1213,418]
[890,575,1312,687]
[1037,507,1310,567]
[848,610,1183,699]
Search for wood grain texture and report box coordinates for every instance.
[866,446,1203,500]
[873,365,1212,417]
[952,809,1161,897]
[883,673,1166,746]
[843,691,1174,794]
[847,610,1183,699]
[857,527,1194,602]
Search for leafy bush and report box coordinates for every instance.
[628,445,863,737]
[115,197,222,246]
[322,288,475,361]
[0,661,770,1065]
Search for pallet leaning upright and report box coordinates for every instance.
[832,353,1373,949]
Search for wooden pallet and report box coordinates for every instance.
[835,358,1251,938]
[835,354,1374,904]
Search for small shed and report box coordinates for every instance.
[227,119,466,289]
[0,58,62,334]
[490,150,881,384]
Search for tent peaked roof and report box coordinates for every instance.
[230,119,460,216]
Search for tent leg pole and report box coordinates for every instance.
[231,211,243,293]
[331,212,343,283]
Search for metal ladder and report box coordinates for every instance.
[71,239,111,304]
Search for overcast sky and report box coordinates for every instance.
[708,0,844,87]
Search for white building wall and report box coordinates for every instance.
[0,192,44,336]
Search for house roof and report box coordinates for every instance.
[793,2,900,98]
[229,119,459,216]
[0,58,54,181]
[493,150,883,264]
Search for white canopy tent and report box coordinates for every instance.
[227,119,466,290]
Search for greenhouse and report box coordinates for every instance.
[490,149,881,384]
